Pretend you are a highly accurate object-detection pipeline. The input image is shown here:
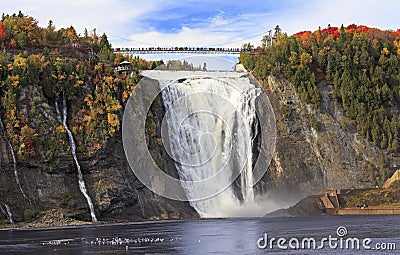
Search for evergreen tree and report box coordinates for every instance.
[240,24,400,151]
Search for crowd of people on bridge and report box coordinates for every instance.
[112,47,257,53]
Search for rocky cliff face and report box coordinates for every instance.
[261,76,398,202]
[0,87,198,225]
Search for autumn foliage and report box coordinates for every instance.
[0,12,165,169]
[294,24,400,46]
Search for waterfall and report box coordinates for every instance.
[55,96,98,222]
[0,117,29,201]
[153,71,263,217]
[239,82,261,203]
[7,140,29,200]
[3,203,14,225]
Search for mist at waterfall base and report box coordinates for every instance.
[124,55,282,218]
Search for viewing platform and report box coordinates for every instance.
[320,189,400,215]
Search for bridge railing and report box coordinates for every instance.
[112,47,259,54]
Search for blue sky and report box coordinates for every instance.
[2,0,399,61]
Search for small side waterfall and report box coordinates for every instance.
[0,117,29,201]
[7,141,29,200]
[3,203,14,225]
[55,96,98,222]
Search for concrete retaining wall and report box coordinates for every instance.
[337,208,400,215]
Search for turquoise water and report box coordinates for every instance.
[0,215,399,254]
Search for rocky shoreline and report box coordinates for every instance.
[265,195,326,217]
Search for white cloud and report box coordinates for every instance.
[209,12,230,27]
[127,26,231,48]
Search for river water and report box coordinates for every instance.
[0,215,399,254]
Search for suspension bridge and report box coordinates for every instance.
[110,28,277,55]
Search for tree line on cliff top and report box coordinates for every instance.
[240,24,400,153]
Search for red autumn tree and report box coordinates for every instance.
[0,21,6,43]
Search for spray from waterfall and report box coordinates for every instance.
[0,117,29,202]
[55,95,98,222]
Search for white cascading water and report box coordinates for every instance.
[4,203,14,225]
[0,117,28,201]
[151,71,264,217]
[7,141,29,200]
[55,96,98,222]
